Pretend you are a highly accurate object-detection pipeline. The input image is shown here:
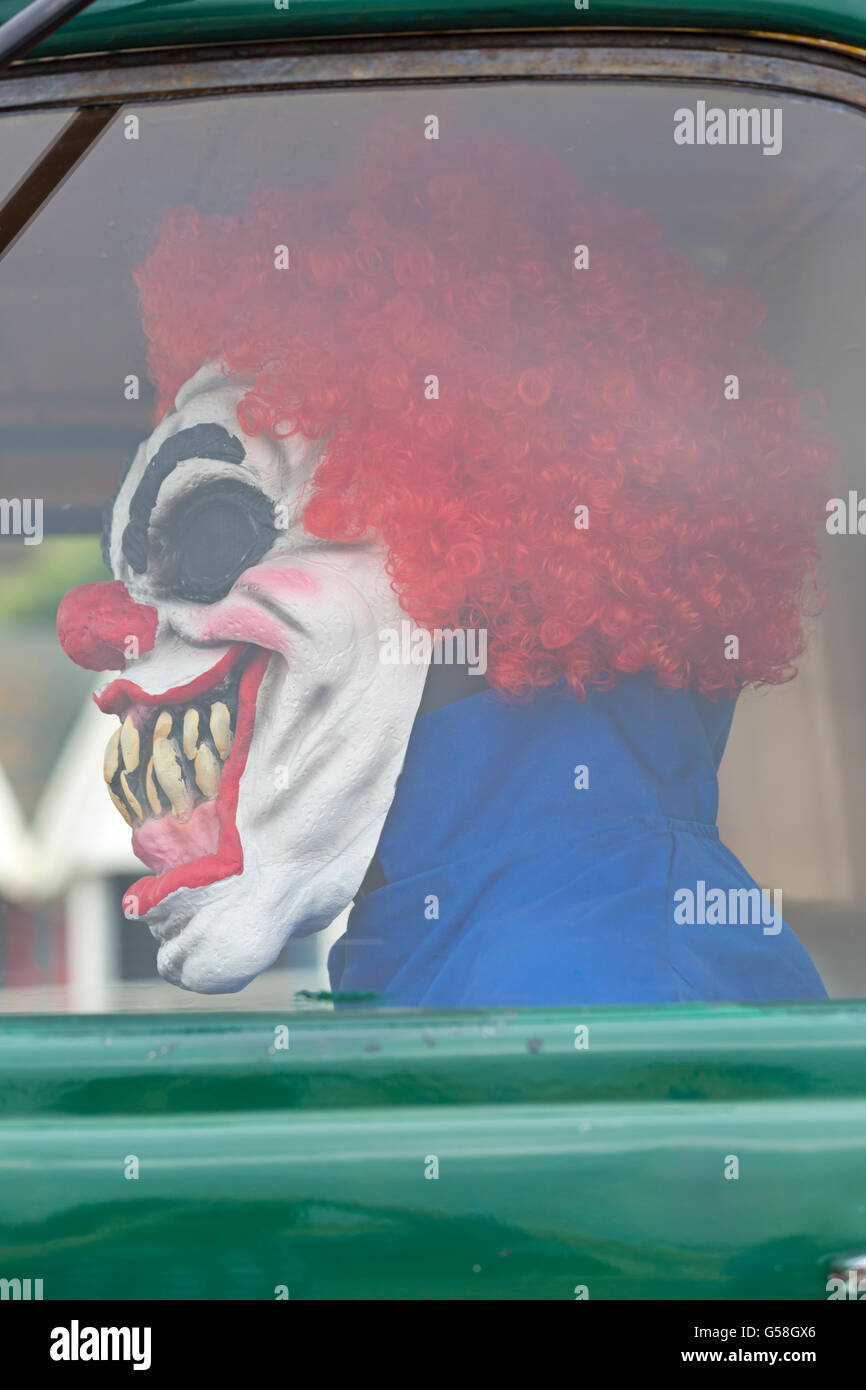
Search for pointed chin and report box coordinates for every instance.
[148,878,284,993]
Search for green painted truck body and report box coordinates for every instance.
[1,0,866,1301]
[2,0,866,61]
[2,1003,866,1300]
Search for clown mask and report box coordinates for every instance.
[57,364,429,992]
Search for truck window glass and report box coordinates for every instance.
[0,82,864,1011]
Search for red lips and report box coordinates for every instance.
[118,646,270,916]
[95,643,247,717]
[58,580,269,915]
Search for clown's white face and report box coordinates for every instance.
[87,364,428,991]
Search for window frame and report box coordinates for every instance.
[0,29,865,117]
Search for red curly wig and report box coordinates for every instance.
[133,128,835,701]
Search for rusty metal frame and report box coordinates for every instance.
[0,30,865,117]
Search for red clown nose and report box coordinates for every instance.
[57,580,158,672]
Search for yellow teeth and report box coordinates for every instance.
[210,702,233,760]
[152,737,194,818]
[153,710,173,743]
[144,756,163,817]
[182,708,200,761]
[103,728,121,784]
[194,743,220,798]
[120,716,140,773]
[120,771,144,824]
[104,693,234,828]
[108,787,133,827]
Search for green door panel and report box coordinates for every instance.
[1,1003,865,1299]
[1,1100,865,1300]
[1,0,866,63]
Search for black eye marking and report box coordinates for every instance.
[158,478,278,604]
[100,452,134,571]
[121,423,246,574]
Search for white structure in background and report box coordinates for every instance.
[30,690,139,1011]
[0,758,36,901]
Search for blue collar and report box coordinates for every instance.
[373,673,733,887]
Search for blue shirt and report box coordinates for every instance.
[328,674,826,1007]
